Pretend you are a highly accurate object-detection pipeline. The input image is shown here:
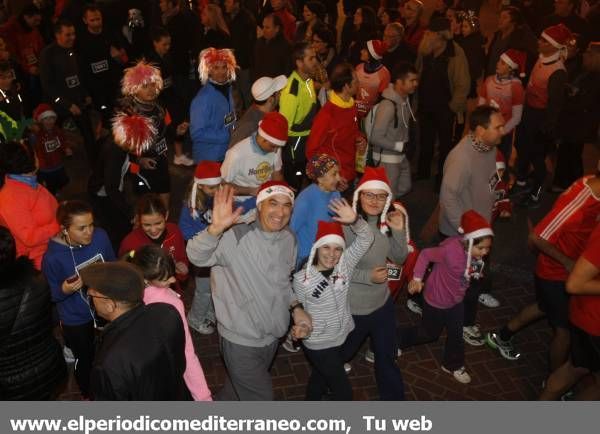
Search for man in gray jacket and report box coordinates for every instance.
[439,105,505,346]
[369,62,419,198]
[186,181,311,400]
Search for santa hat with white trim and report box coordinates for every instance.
[391,201,414,252]
[458,210,494,280]
[352,166,393,234]
[496,150,506,177]
[366,40,387,60]
[541,24,573,53]
[305,221,346,278]
[256,180,295,206]
[258,112,288,147]
[189,161,222,218]
[500,49,526,78]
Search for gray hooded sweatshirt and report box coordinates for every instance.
[368,84,416,165]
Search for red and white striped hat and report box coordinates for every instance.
[258,112,288,147]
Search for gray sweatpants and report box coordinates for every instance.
[216,338,279,401]
[382,159,412,198]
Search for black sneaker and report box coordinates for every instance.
[509,181,531,198]
[517,187,542,209]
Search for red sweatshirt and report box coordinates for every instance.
[0,17,44,73]
[31,126,68,171]
[118,222,189,283]
[305,93,362,183]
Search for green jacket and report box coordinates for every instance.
[279,70,318,137]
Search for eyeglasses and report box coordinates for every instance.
[361,192,389,202]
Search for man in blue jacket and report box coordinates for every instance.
[190,48,238,163]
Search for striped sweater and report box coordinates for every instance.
[293,218,374,350]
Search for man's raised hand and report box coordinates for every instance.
[207,185,244,236]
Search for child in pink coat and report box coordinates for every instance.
[133,244,212,401]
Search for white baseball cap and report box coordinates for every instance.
[251,75,287,102]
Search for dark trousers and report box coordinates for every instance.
[417,107,455,187]
[398,299,465,370]
[498,132,514,164]
[341,297,405,400]
[282,135,309,192]
[515,106,549,190]
[303,344,353,400]
[62,321,95,397]
[553,140,584,189]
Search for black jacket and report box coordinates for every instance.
[164,9,202,75]
[251,34,292,81]
[226,8,256,70]
[0,257,67,400]
[90,303,190,400]
[39,42,90,114]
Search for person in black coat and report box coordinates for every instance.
[82,262,189,400]
[0,227,67,400]
[456,11,485,98]
[251,13,292,81]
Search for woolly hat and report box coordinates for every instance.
[458,210,494,280]
[306,153,339,181]
[306,220,346,278]
[121,61,163,96]
[256,180,295,206]
[198,47,237,85]
[257,112,288,147]
[352,166,392,234]
[541,23,573,50]
[189,161,222,219]
[251,75,287,101]
[33,103,57,121]
[366,39,387,60]
[500,49,527,77]
[112,112,157,155]
[391,201,414,252]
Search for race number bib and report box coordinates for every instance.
[44,138,61,153]
[155,138,168,156]
[224,111,236,128]
[488,172,500,193]
[65,75,80,88]
[75,253,105,274]
[91,60,109,74]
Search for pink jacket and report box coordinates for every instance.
[143,286,212,401]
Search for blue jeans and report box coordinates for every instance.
[341,297,405,400]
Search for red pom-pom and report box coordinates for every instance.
[112,112,157,155]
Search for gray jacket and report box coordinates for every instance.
[186,221,296,347]
[439,135,497,236]
[369,85,415,164]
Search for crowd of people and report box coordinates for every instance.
[0,0,599,401]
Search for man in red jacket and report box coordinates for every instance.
[305,63,366,192]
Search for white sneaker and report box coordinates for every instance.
[441,365,471,384]
[189,317,215,335]
[282,333,301,352]
[463,325,485,346]
[344,363,352,374]
[63,346,75,364]
[406,299,423,315]
[478,293,500,308]
[173,154,195,166]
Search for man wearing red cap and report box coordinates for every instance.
[511,23,572,208]
[221,111,287,198]
[186,182,311,400]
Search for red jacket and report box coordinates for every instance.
[306,95,362,183]
[118,223,189,283]
[0,177,59,269]
[31,126,68,171]
[274,9,296,43]
[0,17,45,73]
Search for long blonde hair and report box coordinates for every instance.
[204,4,230,36]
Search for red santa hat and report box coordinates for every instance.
[500,49,527,78]
[111,112,157,155]
[33,103,57,122]
[352,166,393,234]
[391,201,414,252]
[189,161,222,218]
[305,221,346,278]
[496,150,506,172]
[121,61,163,96]
[366,40,387,60]
[541,24,573,50]
[458,210,494,280]
[256,180,295,207]
[258,112,288,147]
[198,47,237,85]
